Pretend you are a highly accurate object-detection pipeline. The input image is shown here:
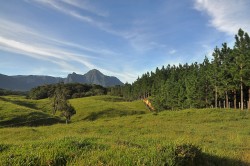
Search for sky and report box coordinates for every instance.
[0,0,250,83]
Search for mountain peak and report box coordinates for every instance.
[0,69,124,91]
[65,69,123,87]
[86,69,103,76]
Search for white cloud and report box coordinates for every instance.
[194,0,250,35]
[1,1,176,83]
[0,18,135,82]
[0,19,118,57]
[0,36,83,70]
[0,35,135,81]
[0,19,117,78]
[169,49,176,54]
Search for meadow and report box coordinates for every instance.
[0,95,249,165]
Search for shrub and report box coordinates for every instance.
[174,144,202,166]
[157,144,202,166]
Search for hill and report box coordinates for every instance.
[0,95,62,127]
[0,74,63,91]
[0,95,249,165]
[0,95,147,127]
[0,69,123,91]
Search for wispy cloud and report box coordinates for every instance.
[0,18,134,82]
[194,0,250,35]
[29,0,169,53]
[61,0,109,17]
[0,36,86,70]
[0,19,118,57]
[0,34,135,80]
[30,0,109,31]
[0,20,92,65]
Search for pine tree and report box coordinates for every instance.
[211,47,222,108]
[113,28,250,111]
[234,29,250,110]
[220,43,233,108]
[200,56,213,108]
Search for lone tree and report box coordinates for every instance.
[52,83,76,124]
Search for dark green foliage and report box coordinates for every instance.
[0,88,27,96]
[29,83,107,100]
[174,144,202,166]
[110,29,250,111]
[51,84,76,124]
[234,29,250,110]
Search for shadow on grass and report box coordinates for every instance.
[197,153,249,166]
[0,111,63,127]
[0,96,39,110]
[161,144,249,166]
[84,108,145,121]
[95,96,126,102]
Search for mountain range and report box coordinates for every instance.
[0,69,123,91]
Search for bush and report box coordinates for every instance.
[174,144,202,166]
[157,144,202,166]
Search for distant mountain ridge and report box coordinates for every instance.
[65,69,123,87]
[0,69,123,91]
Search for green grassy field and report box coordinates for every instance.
[0,95,249,165]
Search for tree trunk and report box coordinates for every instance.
[240,76,244,110]
[215,86,218,108]
[248,87,250,110]
[234,89,237,109]
[205,82,208,108]
[225,91,229,108]
[205,96,208,108]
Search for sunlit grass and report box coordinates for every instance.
[0,95,249,165]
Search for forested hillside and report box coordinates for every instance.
[110,29,250,111]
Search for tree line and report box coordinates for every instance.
[29,83,107,100]
[0,88,27,96]
[110,29,250,111]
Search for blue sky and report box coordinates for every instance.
[0,0,250,83]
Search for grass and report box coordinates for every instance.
[69,96,147,121]
[0,96,62,127]
[0,95,249,165]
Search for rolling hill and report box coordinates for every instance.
[0,95,249,165]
